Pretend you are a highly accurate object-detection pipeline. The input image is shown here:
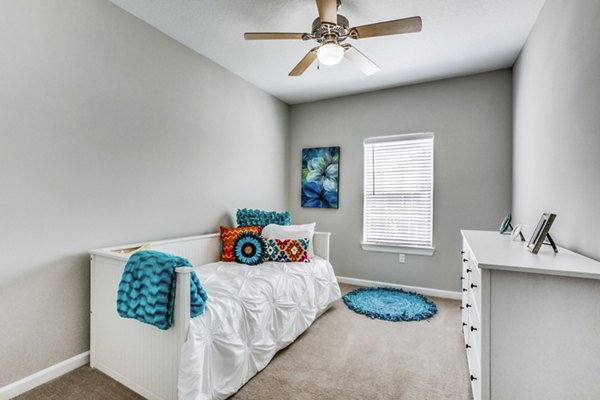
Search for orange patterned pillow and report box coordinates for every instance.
[220,226,261,262]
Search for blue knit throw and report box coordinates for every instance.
[343,287,437,322]
[117,251,208,330]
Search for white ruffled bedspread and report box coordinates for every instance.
[178,257,341,400]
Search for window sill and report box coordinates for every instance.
[361,243,436,256]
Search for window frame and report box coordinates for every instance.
[361,132,435,256]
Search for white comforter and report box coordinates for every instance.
[178,257,341,400]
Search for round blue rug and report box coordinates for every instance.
[343,287,437,322]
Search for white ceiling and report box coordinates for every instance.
[108,0,546,104]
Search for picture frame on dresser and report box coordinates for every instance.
[498,212,526,241]
[527,213,557,254]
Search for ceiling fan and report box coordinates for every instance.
[244,0,422,77]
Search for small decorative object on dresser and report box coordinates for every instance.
[499,212,512,233]
[498,212,525,241]
[527,213,557,254]
[510,224,523,241]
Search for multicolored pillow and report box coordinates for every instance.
[236,208,291,229]
[261,223,316,258]
[263,238,310,263]
[220,226,261,262]
[233,233,266,266]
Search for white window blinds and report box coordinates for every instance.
[363,133,434,249]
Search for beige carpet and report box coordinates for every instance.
[15,284,471,400]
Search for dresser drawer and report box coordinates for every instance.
[466,293,481,348]
[467,255,482,313]
[467,329,482,400]
[461,246,470,276]
[462,303,470,344]
[463,285,478,320]
[462,250,480,287]
[468,300,481,346]
[463,261,473,282]
[467,253,481,288]
[461,247,470,332]
[468,309,481,351]
[468,283,481,324]
[469,278,482,319]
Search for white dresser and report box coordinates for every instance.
[460,230,600,400]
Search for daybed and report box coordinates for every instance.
[90,232,340,400]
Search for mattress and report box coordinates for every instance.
[178,257,341,400]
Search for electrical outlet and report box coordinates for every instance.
[398,254,406,263]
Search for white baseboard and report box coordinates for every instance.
[336,276,462,300]
[0,351,90,400]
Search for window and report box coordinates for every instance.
[362,132,434,256]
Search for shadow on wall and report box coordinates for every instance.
[222,212,236,228]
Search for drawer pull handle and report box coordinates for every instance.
[470,375,477,381]
[466,344,471,349]
[460,276,465,280]
[463,258,469,262]
[466,304,472,308]
[470,326,477,332]
[471,283,478,289]
[462,288,467,292]
[461,251,465,255]
[460,306,464,310]
[466,269,472,273]
[462,322,467,327]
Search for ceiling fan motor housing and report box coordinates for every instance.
[311,15,350,43]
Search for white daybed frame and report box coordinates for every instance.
[89,232,331,400]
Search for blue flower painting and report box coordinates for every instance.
[302,146,339,209]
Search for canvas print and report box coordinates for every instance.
[302,146,339,209]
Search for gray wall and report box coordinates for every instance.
[289,70,513,292]
[0,0,289,386]
[513,0,600,260]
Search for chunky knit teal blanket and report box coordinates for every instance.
[117,250,208,330]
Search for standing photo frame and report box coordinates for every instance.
[527,213,557,254]
[511,224,523,241]
[499,212,512,234]
[499,212,525,241]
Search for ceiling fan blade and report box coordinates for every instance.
[350,16,422,39]
[244,32,307,40]
[344,45,380,76]
[289,48,319,76]
[316,0,338,24]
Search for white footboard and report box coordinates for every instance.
[89,232,330,400]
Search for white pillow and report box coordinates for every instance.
[262,223,316,258]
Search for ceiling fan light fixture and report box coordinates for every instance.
[317,43,344,66]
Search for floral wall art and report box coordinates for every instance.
[301,146,339,209]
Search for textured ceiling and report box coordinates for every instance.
[108,0,546,104]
